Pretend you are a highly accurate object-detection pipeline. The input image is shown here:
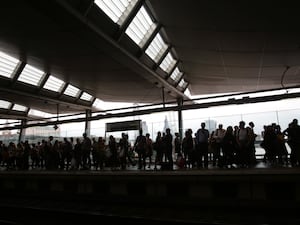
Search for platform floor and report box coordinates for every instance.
[0,161,299,177]
[0,161,300,225]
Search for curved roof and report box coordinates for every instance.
[0,0,299,118]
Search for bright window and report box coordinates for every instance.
[170,67,183,82]
[18,64,45,86]
[145,33,168,63]
[12,104,27,112]
[125,6,157,47]
[0,51,20,78]
[178,78,187,88]
[95,0,138,25]
[80,92,93,101]
[43,75,65,92]
[63,84,81,97]
[159,52,177,73]
[0,100,11,109]
[93,98,104,109]
[184,88,191,98]
[28,109,53,118]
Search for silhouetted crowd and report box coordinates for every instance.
[0,118,299,171]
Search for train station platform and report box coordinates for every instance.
[0,164,300,224]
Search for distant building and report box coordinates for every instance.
[25,126,61,137]
[205,119,217,134]
[142,121,148,134]
[0,126,61,144]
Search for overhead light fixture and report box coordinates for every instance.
[53,124,59,130]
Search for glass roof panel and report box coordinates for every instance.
[178,78,187,88]
[184,88,191,98]
[95,0,138,25]
[12,104,27,112]
[43,75,65,92]
[17,64,45,86]
[0,100,11,109]
[63,84,81,97]
[92,98,104,109]
[80,92,93,101]
[28,109,53,118]
[159,52,177,74]
[145,33,168,63]
[170,67,183,82]
[125,6,156,47]
[0,51,20,78]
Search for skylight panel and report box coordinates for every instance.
[0,100,11,109]
[159,52,177,73]
[80,92,93,101]
[12,104,27,112]
[95,0,138,25]
[184,88,192,98]
[18,64,45,86]
[63,84,80,97]
[93,99,135,110]
[93,98,104,109]
[170,67,183,83]
[28,109,53,118]
[0,51,20,78]
[43,75,65,92]
[178,78,187,88]
[125,6,157,47]
[145,33,168,63]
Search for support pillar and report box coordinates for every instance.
[85,109,92,136]
[162,87,165,108]
[18,119,27,143]
[177,98,183,140]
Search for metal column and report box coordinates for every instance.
[18,119,27,143]
[85,109,92,136]
[177,98,183,140]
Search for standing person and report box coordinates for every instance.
[195,122,210,168]
[45,136,54,170]
[182,129,194,168]
[74,138,82,170]
[119,133,129,170]
[145,133,153,169]
[236,121,250,167]
[222,126,236,167]
[164,128,173,169]
[247,121,257,166]
[91,137,98,169]
[81,133,92,170]
[212,124,225,167]
[108,135,118,170]
[174,132,182,157]
[62,137,72,170]
[98,137,106,170]
[154,131,163,170]
[134,129,147,170]
[283,119,300,166]
[275,125,288,165]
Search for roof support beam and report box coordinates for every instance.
[18,119,27,143]
[166,61,179,81]
[55,0,187,100]
[140,23,162,53]
[0,86,92,111]
[114,0,145,42]
[2,91,300,131]
[10,61,26,86]
[37,73,50,92]
[153,45,172,71]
